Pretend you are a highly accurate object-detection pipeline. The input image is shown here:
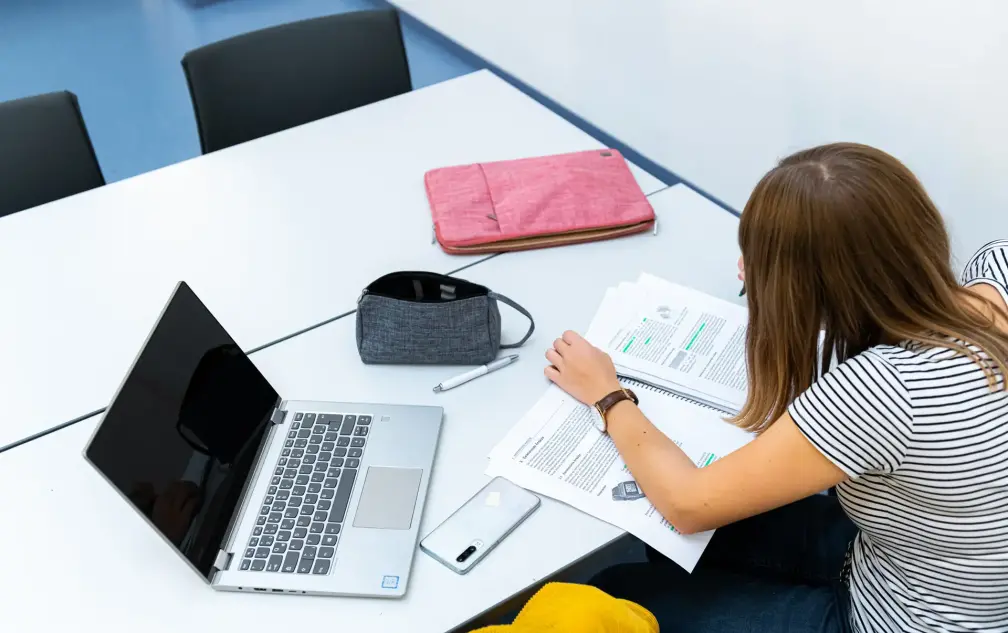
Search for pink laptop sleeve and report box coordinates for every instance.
[424,149,655,254]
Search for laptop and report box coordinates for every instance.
[83,281,443,598]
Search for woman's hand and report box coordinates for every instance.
[544,331,622,405]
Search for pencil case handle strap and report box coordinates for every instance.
[490,292,535,349]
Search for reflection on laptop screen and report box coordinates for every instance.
[85,282,279,579]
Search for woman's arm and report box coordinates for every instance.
[545,331,846,534]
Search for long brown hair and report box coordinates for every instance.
[733,142,1008,433]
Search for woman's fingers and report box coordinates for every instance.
[561,330,582,345]
[553,337,570,355]
[545,348,564,369]
[544,365,561,382]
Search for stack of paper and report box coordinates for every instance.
[486,273,753,571]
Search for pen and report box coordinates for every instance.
[739,283,746,297]
[433,354,520,393]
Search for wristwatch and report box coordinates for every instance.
[592,388,639,433]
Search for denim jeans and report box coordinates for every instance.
[590,495,858,633]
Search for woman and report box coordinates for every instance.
[545,143,1008,632]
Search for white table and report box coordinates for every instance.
[0,186,738,633]
[0,69,663,450]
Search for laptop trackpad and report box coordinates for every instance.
[352,467,423,530]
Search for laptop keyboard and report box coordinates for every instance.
[239,412,372,575]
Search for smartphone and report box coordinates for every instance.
[420,477,540,574]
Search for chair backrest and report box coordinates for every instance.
[181,9,412,154]
[0,91,105,218]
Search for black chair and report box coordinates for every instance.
[181,9,412,154]
[0,91,105,218]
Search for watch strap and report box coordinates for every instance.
[594,388,638,423]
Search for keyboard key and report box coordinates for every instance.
[323,478,338,489]
[314,424,327,435]
[240,559,252,571]
[284,440,294,448]
[348,448,362,458]
[281,449,291,457]
[267,555,283,572]
[245,548,255,558]
[288,496,302,507]
[318,452,332,462]
[324,432,338,442]
[272,501,284,511]
[294,527,307,538]
[359,415,372,425]
[331,468,358,523]
[321,535,337,547]
[275,464,285,475]
[314,511,328,522]
[290,539,304,551]
[284,508,298,519]
[253,526,264,536]
[303,504,316,515]
[328,467,341,478]
[297,559,313,574]
[256,516,267,526]
[312,559,331,575]
[286,431,296,440]
[295,412,304,421]
[276,490,290,500]
[311,473,325,483]
[256,547,270,558]
[249,537,259,547]
[280,519,295,530]
[346,458,360,468]
[297,516,311,527]
[260,505,269,516]
[321,489,334,500]
[304,545,318,558]
[264,524,278,535]
[305,493,319,504]
[283,552,299,573]
[260,536,274,547]
[272,543,287,554]
[268,513,282,523]
[278,531,291,542]
[278,459,287,467]
[339,416,355,435]
[337,437,350,447]
[314,462,327,472]
[294,439,307,448]
[354,426,369,437]
[305,413,316,424]
[322,442,335,452]
[326,414,343,429]
[299,465,312,475]
[297,428,311,439]
[334,447,348,457]
[310,522,324,534]
[303,454,316,464]
[268,485,278,494]
[310,435,323,445]
[287,459,301,468]
[252,560,266,571]
[284,468,297,478]
[306,445,319,455]
[291,422,300,429]
[272,476,281,485]
[350,438,365,448]
[296,475,309,485]
[279,479,293,490]
[291,449,304,458]
[318,500,332,511]
[308,483,322,493]
[325,523,341,535]
[293,485,306,496]
[319,547,335,559]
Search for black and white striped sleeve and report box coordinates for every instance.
[961,239,1008,305]
[788,351,913,478]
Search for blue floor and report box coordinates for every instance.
[0,0,479,182]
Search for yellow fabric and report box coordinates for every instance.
[473,582,659,633]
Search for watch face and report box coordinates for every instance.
[592,408,607,433]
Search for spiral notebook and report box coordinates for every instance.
[486,273,752,572]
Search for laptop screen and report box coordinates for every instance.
[85,282,279,579]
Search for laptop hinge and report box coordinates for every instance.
[213,549,233,572]
[270,407,286,425]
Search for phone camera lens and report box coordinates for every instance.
[456,545,477,563]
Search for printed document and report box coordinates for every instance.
[487,272,753,571]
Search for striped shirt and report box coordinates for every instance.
[789,240,1008,632]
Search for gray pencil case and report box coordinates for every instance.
[355,271,534,365]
